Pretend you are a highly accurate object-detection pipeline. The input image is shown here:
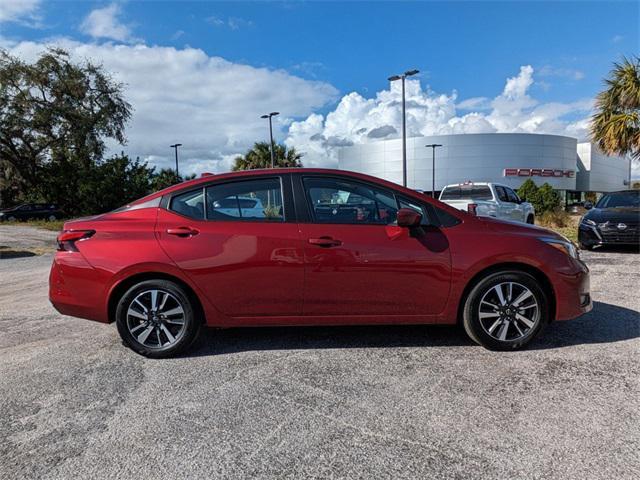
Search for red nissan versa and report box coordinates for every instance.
[49,169,592,358]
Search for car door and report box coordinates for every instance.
[156,175,304,318]
[494,186,515,220]
[504,187,524,222]
[294,175,452,319]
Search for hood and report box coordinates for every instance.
[478,216,563,240]
[583,207,640,224]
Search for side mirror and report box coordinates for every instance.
[397,208,422,228]
[584,201,593,210]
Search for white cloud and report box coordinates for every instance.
[80,4,133,42]
[285,65,594,168]
[538,65,585,81]
[0,0,41,26]
[2,38,339,175]
[206,15,253,30]
[611,35,624,44]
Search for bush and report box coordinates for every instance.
[516,180,561,215]
[539,209,571,228]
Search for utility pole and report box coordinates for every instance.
[425,143,443,198]
[260,112,280,168]
[388,69,419,187]
[169,143,182,177]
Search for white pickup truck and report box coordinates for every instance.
[439,182,535,224]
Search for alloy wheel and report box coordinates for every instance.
[126,289,186,349]
[478,282,540,342]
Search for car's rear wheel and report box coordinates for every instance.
[462,271,548,350]
[115,280,201,358]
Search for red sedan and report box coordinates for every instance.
[49,169,592,357]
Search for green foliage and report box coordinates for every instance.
[0,48,131,211]
[233,142,303,171]
[516,180,561,214]
[151,168,182,192]
[516,179,539,203]
[591,55,640,160]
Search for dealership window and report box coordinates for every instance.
[303,177,398,225]
[206,178,284,222]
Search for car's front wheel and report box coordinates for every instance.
[115,280,201,358]
[462,271,548,350]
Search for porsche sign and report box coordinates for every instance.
[504,168,575,178]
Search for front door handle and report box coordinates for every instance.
[308,236,342,247]
[167,227,199,237]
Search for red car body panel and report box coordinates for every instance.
[49,168,591,328]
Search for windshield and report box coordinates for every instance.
[595,191,640,209]
[440,185,493,201]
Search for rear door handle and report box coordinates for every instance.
[308,236,342,247]
[167,227,199,237]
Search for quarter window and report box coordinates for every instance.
[303,177,398,225]
[206,178,284,222]
[169,189,205,219]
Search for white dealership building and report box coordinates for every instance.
[337,133,631,202]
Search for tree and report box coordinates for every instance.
[591,56,640,161]
[516,179,539,204]
[151,168,182,191]
[537,183,562,213]
[232,142,303,171]
[517,180,560,214]
[0,48,131,206]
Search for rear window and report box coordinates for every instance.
[440,185,493,201]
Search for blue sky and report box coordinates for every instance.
[1,0,638,172]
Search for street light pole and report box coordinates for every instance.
[169,143,182,177]
[388,69,419,187]
[425,143,443,198]
[260,112,280,168]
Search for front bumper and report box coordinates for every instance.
[579,223,640,247]
[554,259,592,321]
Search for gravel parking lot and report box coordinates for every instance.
[1,226,639,479]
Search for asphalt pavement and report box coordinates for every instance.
[0,226,639,479]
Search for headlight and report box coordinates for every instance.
[540,237,579,259]
[581,218,596,226]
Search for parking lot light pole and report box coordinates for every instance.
[260,112,280,168]
[425,143,443,198]
[169,143,182,177]
[388,69,419,187]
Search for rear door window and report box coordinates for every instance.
[495,186,509,202]
[206,178,284,222]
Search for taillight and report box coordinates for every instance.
[467,203,478,215]
[57,230,95,252]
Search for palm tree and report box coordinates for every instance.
[232,142,303,171]
[591,56,640,161]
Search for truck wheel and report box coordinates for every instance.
[526,215,535,224]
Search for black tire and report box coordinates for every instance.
[115,279,201,358]
[526,215,535,224]
[579,242,593,251]
[462,271,549,351]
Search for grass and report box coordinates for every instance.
[2,219,65,231]
[537,211,580,243]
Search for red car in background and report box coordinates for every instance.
[49,169,591,358]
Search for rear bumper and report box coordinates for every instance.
[49,253,110,323]
[554,260,592,321]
